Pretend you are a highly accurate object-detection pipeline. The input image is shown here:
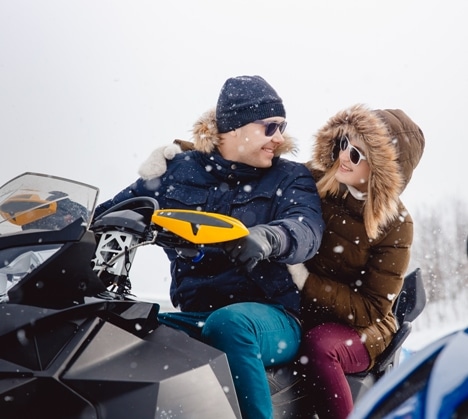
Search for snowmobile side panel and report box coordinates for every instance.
[64,324,242,418]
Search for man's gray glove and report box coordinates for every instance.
[224,224,289,272]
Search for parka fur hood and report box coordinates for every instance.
[306,104,425,239]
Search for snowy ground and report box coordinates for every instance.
[401,294,467,356]
[404,320,466,352]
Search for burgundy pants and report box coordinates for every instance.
[301,322,371,419]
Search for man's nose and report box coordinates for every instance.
[271,132,285,143]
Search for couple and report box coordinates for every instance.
[94,75,425,419]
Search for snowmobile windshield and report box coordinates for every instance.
[0,173,99,302]
[0,172,99,235]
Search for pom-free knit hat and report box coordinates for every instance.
[216,75,286,133]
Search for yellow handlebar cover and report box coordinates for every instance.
[152,209,249,244]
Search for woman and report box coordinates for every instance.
[293,104,425,418]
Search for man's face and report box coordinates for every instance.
[217,117,286,168]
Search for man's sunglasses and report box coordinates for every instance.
[339,136,367,166]
[253,120,287,137]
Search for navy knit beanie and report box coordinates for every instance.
[216,75,286,133]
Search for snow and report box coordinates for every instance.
[402,296,468,355]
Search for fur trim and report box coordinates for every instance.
[192,109,220,153]
[308,104,404,239]
[138,143,182,180]
[287,263,309,290]
[191,108,297,156]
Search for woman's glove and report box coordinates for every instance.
[224,225,289,272]
[138,140,194,180]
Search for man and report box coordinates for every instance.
[94,75,323,418]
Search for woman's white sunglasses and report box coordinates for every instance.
[339,136,367,166]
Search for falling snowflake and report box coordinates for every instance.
[333,245,344,253]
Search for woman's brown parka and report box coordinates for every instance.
[295,104,425,366]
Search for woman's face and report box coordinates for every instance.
[334,136,370,192]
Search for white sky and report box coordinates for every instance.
[1,0,467,300]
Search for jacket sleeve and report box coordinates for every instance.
[269,162,324,264]
[302,220,412,328]
[94,177,151,218]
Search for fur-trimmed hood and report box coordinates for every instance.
[307,104,425,239]
[190,108,297,155]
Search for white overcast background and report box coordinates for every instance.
[1,0,467,302]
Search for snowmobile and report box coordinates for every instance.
[0,173,426,418]
[348,324,468,419]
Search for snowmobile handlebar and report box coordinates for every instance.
[92,197,249,247]
[90,199,250,290]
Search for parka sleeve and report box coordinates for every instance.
[94,177,153,218]
[270,163,325,264]
[302,220,412,328]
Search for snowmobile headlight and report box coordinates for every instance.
[0,244,62,302]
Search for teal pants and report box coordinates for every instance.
[159,302,301,419]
